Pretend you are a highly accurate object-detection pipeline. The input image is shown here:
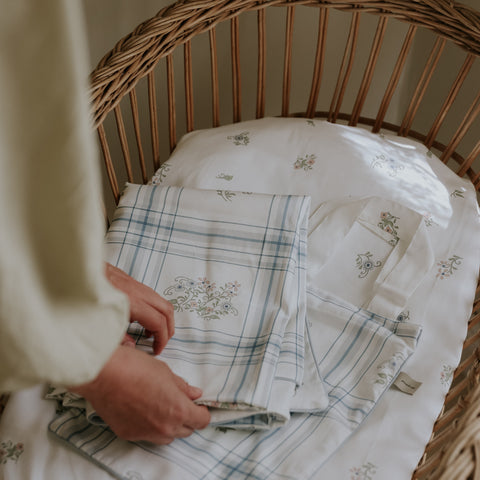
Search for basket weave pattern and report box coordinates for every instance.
[89,3,480,476]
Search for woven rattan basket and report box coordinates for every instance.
[28,0,480,478]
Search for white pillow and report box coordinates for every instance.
[153,117,459,229]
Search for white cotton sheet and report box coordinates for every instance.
[39,192,428,478]
[103,184,326,428]
[150,118,480,478]
[1,118,479,480]
[39,189,426,480]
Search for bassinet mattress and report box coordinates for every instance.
[1,118,479,480]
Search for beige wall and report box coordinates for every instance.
[83,0,169,68]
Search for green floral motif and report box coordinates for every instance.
[151,162,172,184]
[164,276,240,321]
[436,255,462,280]
[306,119,316,127]
[378,211,400,246]
[202,400,242,409]
[375,352,405,385]
[450,188,466,198]
[217,190,236,202]
[426,150,433,158]
[216,426,237,433]
[0,440,24,465]
[356,252,382,279]
[396,310,410,322]
[371,154,405,177]
[423,212,437,228]
[293,154,316,171]
[350,462,377,479]
[216,173,234,181]
[227,132,250,146]
[440,364,455,387]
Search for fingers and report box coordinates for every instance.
[172,373,203,400]
[130,301,173,354]
[120,333,136,348]
[169,372,211,430]
[147,402,209,444]
[171,375,211,430]
[74,347,210,445]
[184,404,211,431]
[140,293,175,339]
[105,263,175,354]
[175,426,196,438]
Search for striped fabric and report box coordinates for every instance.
[102,184,323,428]
[48,291,420,480]
[48,185,423,479]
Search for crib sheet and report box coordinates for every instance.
[1,118,479,480]
[103,184,322,428]
[42,189,426,479]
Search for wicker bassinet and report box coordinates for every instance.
[80,0,480,478]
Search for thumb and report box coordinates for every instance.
[174,375,203,400]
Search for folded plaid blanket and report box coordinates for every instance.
[48,186,430,479]
[102,184,325,428]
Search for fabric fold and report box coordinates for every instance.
[47,290,422,480]
[102,184,326,429]
[1,117,473,480]
[307,196,434,319]
[46,187,435,478]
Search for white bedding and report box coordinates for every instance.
[105,185,321,429]
[1,118,479,479]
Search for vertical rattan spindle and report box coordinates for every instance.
[282,6,295,117]
[113,105,134,182]
[256,8,266,120]
[185,41,194,132]
[306,7,329,119]
[231,17,241,123]
[97,124,120,204]
[398,37,446,137]
[167,54,177,152]
[349,15,388,127]
[148,71,161,170]
[209,27,220,127]
[328,11,360,123]
[443,88,480,173]
[373,24,417,133]
[129,90,148,184]
[425,54,475,149]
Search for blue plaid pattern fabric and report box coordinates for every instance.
[48,185,422,479]
[103,184,316,427]
[48,291,420,480]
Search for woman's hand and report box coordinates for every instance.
[71,346,210,444]
[105,263,174,354]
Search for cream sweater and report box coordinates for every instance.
[0,0,128,391]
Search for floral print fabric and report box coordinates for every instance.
[2,118,479,480]
[47,190,429,480]
[102,184,317,429]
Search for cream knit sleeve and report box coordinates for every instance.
[0,0,129,391]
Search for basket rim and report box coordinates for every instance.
[89,0,480,129]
